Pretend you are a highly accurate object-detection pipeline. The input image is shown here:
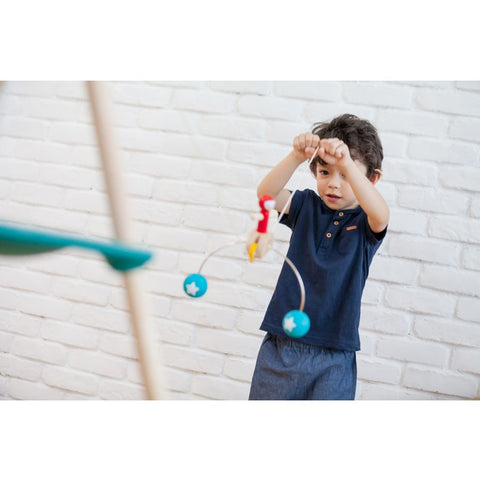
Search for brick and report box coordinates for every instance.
[204,279,271,311]
[128,152,191,179]
[196,328,261,358]
[376,336,449,367]
[179,253,243,282]
[42,365,98,395]
[381,133,408,158]
[145,225,208,253]
[19,293,72,321]
[414,316,480,348]
[208,81,272,95]
[449,117,480,143]
[41,320,98,349]
[388,234,460,266]
[7,81,57,97]
[164,367,191,393]
[408,137,480,166]
[152,179,218,206]
[224,357,256,382]
[416,88,480,116]
[368,256,419,284]
[376,109,448,136]
[3,158,41,182]
[155,318,194,346]
[1,355,43,381]
[471,196,480,218]
[63,190,109,214]
[357,357,402,384]
[52,278,111,306]
[397,185,467,214]
[8,378,65,400]
[456,297,480,323]
[112,83,171,107]
[361,281,383,305]
[305,102,376,125]
[191,374,249,400]
[199,115,266,141]
[403,365,477,398]
[99,332,138,359]
[274,82,342,101]
[0,310,41,337]
[0,267,52,294]
[2,116,49,140]
[242,261,283,289]
[11,336,67,365]
[131,198,183,226]
[359,382,434,400]
[439,166,480,192]
[360,307,411,335]
[455,81,480,92]
[11,182,66,208]
[388,208,428,235]
[71,304,130,333]
[419,265,480,296]
[182,206,246,235]
[68,349,127,379]
[172,89,236,113]
[236,310,265,337]
[266,120,310,146]
[451,347,480,374]
[99,379,146,400]
[171,300,237,330]
[384,285,456,316]
[382,157,437,186]
[138,108,200,134]
[227,141,291,167]
[191,159,256,187]
[429,215,480,244]
[162,344,224,375]
[343,82,413,108]
[0,331,13,353]
[238,95,304,121]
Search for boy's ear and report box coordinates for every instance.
[369,168,382,185]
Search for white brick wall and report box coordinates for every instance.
[1,80,479,400]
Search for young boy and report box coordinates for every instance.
[249,114,389,400]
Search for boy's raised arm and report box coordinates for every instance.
[258,133,319,214]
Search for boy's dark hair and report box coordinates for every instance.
[310,114,383,180]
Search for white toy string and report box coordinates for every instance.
[197,240,306,312]
[275,145,320,227]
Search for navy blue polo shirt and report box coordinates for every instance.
[260,189,386,351]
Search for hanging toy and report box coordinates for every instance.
[183,194,310,338]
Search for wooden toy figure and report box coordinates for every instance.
[246,194,275,261]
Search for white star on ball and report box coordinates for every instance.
[185,281,200,296]
[283,316,296,333]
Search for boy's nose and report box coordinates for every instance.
[328,173,341,188]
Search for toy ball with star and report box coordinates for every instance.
[183,273,208,298]
[282,310,310,338]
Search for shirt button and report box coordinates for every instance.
[339,212,344,217]
[334,221,339,225]
[326,232,332,238]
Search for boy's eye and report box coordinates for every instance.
[319,170,329,176]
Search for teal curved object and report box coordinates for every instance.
[0,222,153,272]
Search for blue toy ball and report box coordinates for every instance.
[282,310,310,338]
[183,273,208,298]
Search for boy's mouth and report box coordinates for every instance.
[326,193,341,202]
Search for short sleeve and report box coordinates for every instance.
[279,189,309,231]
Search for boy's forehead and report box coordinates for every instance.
[316,159,367,174]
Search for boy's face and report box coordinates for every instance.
[314,160,368,210]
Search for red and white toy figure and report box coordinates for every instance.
[247,194,276,261]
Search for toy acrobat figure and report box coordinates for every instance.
[246,194,276,261]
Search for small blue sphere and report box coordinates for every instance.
[183,273,208,298]
[282,310,310,338]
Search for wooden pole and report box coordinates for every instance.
[86,81,167,400]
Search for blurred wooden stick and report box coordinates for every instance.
[86,81,167,400]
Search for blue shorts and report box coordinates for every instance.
[249,333,357,400]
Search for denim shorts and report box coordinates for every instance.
[249,333,357,400]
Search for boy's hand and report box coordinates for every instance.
[292,133,321,163]
[318,138,354,170]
